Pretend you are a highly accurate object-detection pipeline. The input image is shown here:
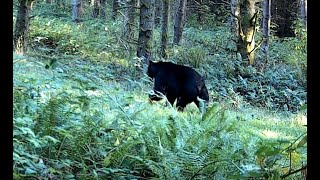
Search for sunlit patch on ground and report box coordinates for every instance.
[261,129,281,139]
[295,114,307,126]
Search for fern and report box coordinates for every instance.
[34,92,70,136]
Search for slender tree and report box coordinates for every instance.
[231,0,240,37]
[100,0,106,17]
[173,0,187,45]
[261,0,271,61]
[92,0,100,18]
[237,0,258,65]
[14,0,36,54]
[161,0,169,59]
[154,0,162,27]
[72,0,83,22]
[91,0,106,18]
[112,0,120,20]
[299,0,307,29]
[171,0,179,21]
[124,0,136,40]
[137,0,155,64]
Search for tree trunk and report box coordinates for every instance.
[100,0,106,17]
[13,0,35,54]
[171,0,179,24]
[237,0,257,65]
[137,0,154,64]
[112,0,119,20]
[72,0,83,22]
[154,0,162,27]
[231,0,240,37]
[299,0,307,28]
[92,0,100,18]
[261,0,271,61]
[173,0,187,45]
[161,0,169,60]
[124,0,136,40]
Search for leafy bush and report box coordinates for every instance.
[171,45,207,68]
[29,16,130,61]
[190,50,306,112]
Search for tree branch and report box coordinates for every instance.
[280,165,307,179]
[249,11,259,43]
[249,38,264,54]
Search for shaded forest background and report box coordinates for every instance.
[13,0,307,179]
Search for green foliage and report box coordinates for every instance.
[252,132,307,179]
[13,2,307,179]
[14,117,61,179]
[169,26,236,69]
[184,26,235,52]
[187,5,230,28]
[29,16,131,63]
[172,45,207,68]
[197,53,307,112]
[14,55,306,179]
[268,20,307,87]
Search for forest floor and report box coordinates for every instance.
[14,51,307,178]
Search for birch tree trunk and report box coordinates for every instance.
[231,0,240,37]
[161,0,169,59]
[137,0,154,64]
[299,0,307,29]
[237,0,257,65]
[72,0,83,22]
[261,0,271,60]
[13,0,35,54]
[173,0,187,45]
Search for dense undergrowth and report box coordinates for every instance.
[13,2,307,179]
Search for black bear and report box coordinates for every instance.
[147,61,209,111]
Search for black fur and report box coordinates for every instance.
[147,61,209,111]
